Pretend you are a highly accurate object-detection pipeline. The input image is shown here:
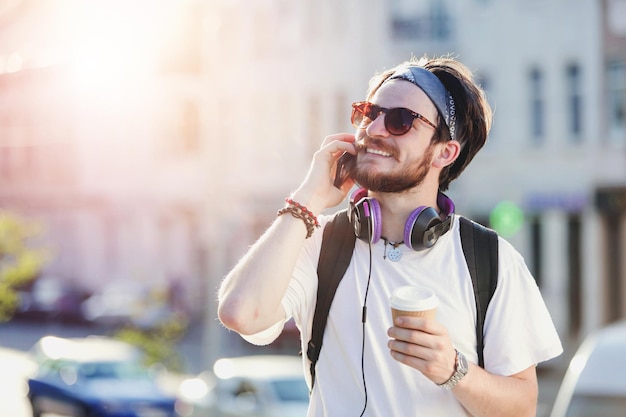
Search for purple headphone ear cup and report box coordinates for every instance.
[349,188,382,244]
[367,198,382,243]
[404,207,442,250]
[404,206,427,249]
[351,197,383,243]
[351,188,368,203]
[437,192,455,216]
[348,188,368,224]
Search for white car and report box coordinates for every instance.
[179,355,309,417]
[550,320,626,417]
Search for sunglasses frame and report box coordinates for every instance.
[351,101,437,136]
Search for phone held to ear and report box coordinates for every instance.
[333,152,356,188]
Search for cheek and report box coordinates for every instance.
[403,143,432,162]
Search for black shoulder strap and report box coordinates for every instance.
[307,209,355,390]
[459,216,499,368]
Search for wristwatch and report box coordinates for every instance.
[437,349,468,390]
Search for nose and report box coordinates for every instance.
[365,111,389,138]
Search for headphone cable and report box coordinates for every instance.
[359,230,373,416]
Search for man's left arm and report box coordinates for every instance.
[388,317,538,417]
[452,363,537,417]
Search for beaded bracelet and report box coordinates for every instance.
[277,198,320,239]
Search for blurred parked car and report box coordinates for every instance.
[179,355,309,417]
[16,276,89,324]
[81,281,178,329]
[26,335,182,417]
[550,320,626,417]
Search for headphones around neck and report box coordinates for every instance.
[348,187,455,251]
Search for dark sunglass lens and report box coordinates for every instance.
[352,103,376,128]
[363,103,379,121]
[386,108,413,135]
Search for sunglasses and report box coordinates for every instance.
[351,101,437,136]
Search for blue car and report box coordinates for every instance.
[26,335,181,417]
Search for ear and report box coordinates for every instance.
[432,140,461,169]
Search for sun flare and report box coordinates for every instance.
[54,1,181,93]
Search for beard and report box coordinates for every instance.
[350,142,435,193]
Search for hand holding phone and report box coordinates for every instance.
[333,152,356,188]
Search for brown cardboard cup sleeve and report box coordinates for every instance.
[390,286,439,322]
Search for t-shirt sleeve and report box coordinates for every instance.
[482,238,563,376]
[241,315,288,346]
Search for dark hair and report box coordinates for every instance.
[366,56,493,191]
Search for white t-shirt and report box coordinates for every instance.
[244,214,563,417]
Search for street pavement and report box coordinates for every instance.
[0,319,569,417]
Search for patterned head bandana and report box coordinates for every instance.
[386,66,457,141]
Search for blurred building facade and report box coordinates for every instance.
[0,1,212,322]
[0,0,625,365]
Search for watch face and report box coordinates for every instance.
[457,351,469,374]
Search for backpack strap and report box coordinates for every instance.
[307,209,355,390]
[459,216,499,368]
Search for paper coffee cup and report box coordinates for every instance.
[390,286,439,321]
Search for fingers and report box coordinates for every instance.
[291,133,357,213]
[387,318,456,384]
[388,348,454,385]
[319,134,358,160]
[321,133,357,149]
[312,133,358,190]
[387,318,445,350]
[391,316,440,334]
[388,339,449,367]
[388,339,456,385]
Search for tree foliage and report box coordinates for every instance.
[114,314,189,372]
[0,211,50,322]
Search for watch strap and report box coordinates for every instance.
[437,349,468,390]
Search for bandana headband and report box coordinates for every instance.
[386,66,456,140]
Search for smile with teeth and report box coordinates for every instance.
[366,148,392,157]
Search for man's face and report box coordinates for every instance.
[351,80,440,193]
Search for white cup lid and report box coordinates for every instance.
[389,286,439,311]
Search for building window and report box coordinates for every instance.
[607,60,626,143]
[566,64,582,140]
[431,0,452,39]
[161,100,200,157]
[181,101,199,153]
[159,3,203,74]
[530,215,543,287]
[529,68,544,144]
[567,214,582,335]
[604,213,622,322]
[391,0,452,41]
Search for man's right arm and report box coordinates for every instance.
[217,212,310,335]
[217,133,357,337]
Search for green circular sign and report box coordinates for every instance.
[489,201,524,237]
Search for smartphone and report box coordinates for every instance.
[333,152,356,188]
